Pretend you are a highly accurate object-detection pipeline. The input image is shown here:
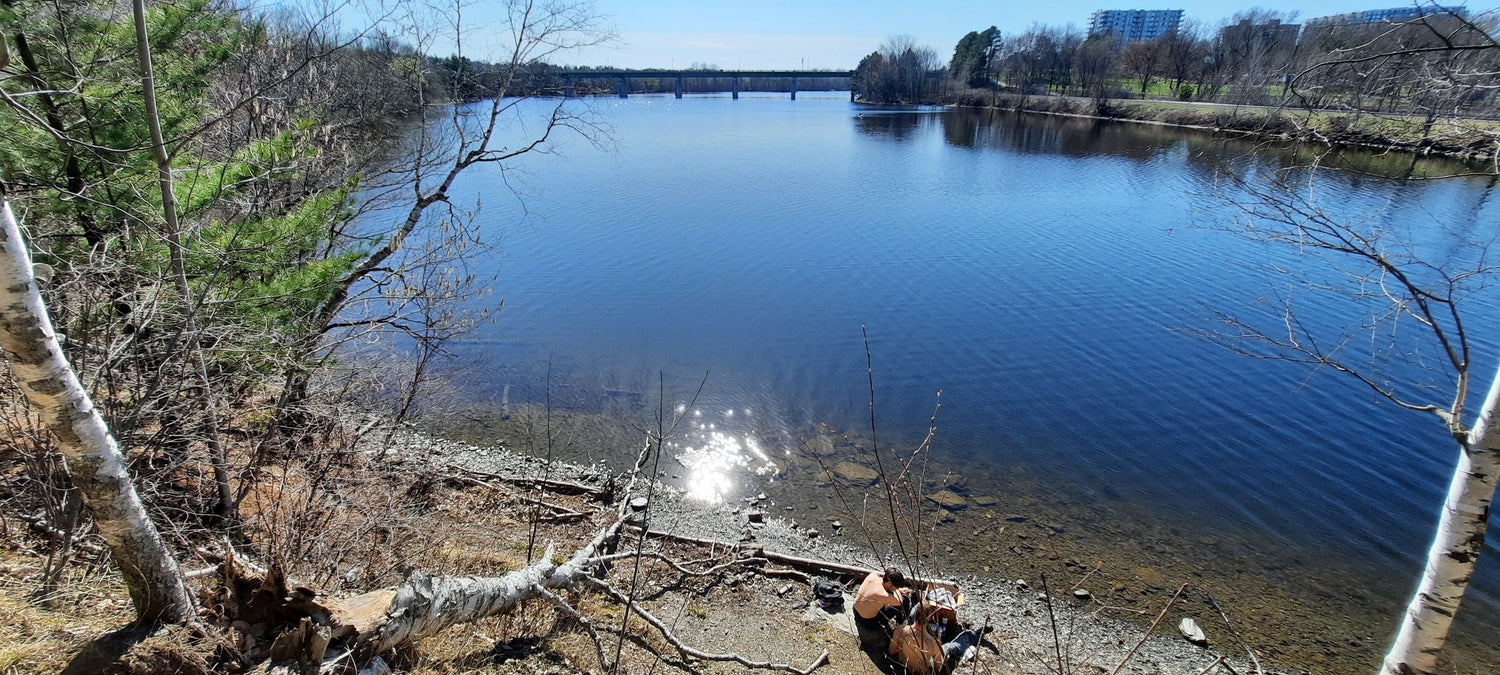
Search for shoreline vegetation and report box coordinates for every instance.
[934,93,1500,165]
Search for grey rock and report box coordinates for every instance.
[1179,617,1208,646]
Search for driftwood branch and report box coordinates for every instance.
[531,584,612,671]
[1107,583,1189,675]
[588,549,767,577]
[447,464,606,498]
[583,576,830,674]
[624,525,959,590]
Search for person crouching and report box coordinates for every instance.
[853,567,911,653]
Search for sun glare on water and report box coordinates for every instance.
[675,409,780,503]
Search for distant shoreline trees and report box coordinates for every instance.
[853,36,944,104]
[853,5,1497,122]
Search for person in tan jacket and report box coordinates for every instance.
[888,596,985,674]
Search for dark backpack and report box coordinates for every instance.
[813,580,844,610]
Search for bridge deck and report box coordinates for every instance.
[558,70,852,79]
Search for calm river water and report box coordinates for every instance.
[422,93,1500,671]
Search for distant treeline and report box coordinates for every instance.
[444,64,851,97]
[854,7,1500,121]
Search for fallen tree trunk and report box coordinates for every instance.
[230,515,827,674]
[357,519,624,652]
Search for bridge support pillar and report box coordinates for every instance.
[791,76,797,100]
[732,76,739,100]
[617,77,628,98]
[675,76,683,99]
[563,76,574,98]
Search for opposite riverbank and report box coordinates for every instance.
[938,92,1500,164]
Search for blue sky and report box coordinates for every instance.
[431,0,1498,69]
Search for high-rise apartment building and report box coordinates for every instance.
[1088,9,1185,47]
[1305,4,1466,27]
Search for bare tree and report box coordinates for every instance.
[1072,34,1117,101]
[275,0,613,422]
[1122,37,1167,94]
[1161,20,1206,95]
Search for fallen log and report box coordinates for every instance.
[443,473,596,521]
[446,464,606,498]
[356,518,625,653]
[623,525,958,590]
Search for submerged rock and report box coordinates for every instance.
[926,490,968,510]
[832,462,879,485]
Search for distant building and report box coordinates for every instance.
[1088,9,1186,47]
[1305,4,1467,27]
[1218,18,1300,48]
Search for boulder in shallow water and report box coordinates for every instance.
[832,461,879,485]
[926,490,967,510]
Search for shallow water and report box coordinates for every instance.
[413,93,1500,671]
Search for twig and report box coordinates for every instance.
[532,584,612,671]
[1108,583,1189,675]
[1071,563,1102,590]
[969,613,992,675]
[1195,654,1227,675]
[1040,572,1066,675]
[585,576,830,674]
[1091,598,1149,615]
[1203,590,1264,675]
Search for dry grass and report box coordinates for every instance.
[0,548,133,674]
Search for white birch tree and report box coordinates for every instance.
[0,198,195,624]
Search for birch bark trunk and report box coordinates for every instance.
[355,520,623,652]
[0,199,195,623]
[1382,366,1500,675]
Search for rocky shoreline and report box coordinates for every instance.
[396,429,1282,675]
